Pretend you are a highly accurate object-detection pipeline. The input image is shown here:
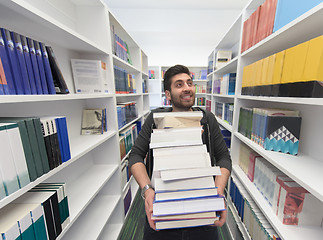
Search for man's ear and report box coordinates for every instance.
[165,90,171,101]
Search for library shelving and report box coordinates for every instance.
[148,65,208,109]
[0,0,148,239]
[207,0,323,239]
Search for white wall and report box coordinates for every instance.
[108,8,242,66]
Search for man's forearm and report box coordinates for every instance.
[215,168,231,195]
[131,162,152,189]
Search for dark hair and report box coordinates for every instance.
[163,64,191,92]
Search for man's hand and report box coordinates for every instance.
[213,208,227,227]
[144,188,157,230]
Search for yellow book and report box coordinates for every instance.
[291,41,309,83]
[266,54,276,86]
[255,59,264,87]
[242,64,251,88]
[303,35,323,82]
[261,57,269,86]
[273,50,286,85]
[250,62,257,88]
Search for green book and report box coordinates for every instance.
[30,204,49,240]
[32,118,50,173]
[18,210,36,240]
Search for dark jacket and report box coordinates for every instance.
[128,107,232,178]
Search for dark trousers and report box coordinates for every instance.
[143,217,219,240]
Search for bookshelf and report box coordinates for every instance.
[207,0,323,239]
[0,0,148,239]
[148,65,208,109]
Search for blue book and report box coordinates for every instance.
[21,35,37,94]
[34,40,49,94]
[0,30,14,94]
[60,117,71,162]
[54,117,65,164]
[11,31,32,94]
[39,42,56,94]
[273,0,322,32]
[27,38,43,94]
[1,28,24,94]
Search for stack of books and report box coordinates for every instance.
[149,112,225,230]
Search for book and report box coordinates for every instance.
[214,51,232,70]
[155,187,218,202]
[153,111,203,129]
[0,56,6,94]
[154,176,215,192]
[0,170,6,200]
[0,28,15,94]
[39,42,56,94]
[4,122,31,188]
[81,109,105,135]
[55,116,71,163]
[45,46,69,94]
[34,40,49,94]
[160,166,221,181]
[11,31,32,94]
[152,211,218,221]
[0,124,20,195]
[71,59,108,94]
[30,204,49,240]
[155,217,218,230]
[153,196,225,216]
[150,126,203,149]
[20,35,37,94]
[1,28,24,94]
[27,37,43,94]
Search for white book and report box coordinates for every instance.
[161,167,221,181]
[5,123,31,188]
[30,204,49,240]
[153,145,207,157]
[155,187,218,202]
[154,152,211,171]
[153,196,225,216]
[0,170,6,200]
[0,124,20,195]
[156,217,218,230]
[154,176,215,192]
[150,127,202,149]
[151,211,217,221]
[153,111,203,129]
[71,59,108,94]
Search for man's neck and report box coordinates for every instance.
[171,106,193,112]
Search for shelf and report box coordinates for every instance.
[213,94,235,99]
[0,93,114,104]
[122,175,134,193]
[118,115,142,132]
[59,164,119,237]
[116,93,142,97]
[98,223,123,240]
[238,95,323,106]
[215,116,233,132]
[0,131,117,209]
[242,2,323,59]
[112,55,141,73]
[0,1,109,53]
[213,56,239,76]
[234,132,323,202]
[233,165,323,240]
[58,195,121,239]
[226,196,251,240]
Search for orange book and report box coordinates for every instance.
[252,6,261,46]
[266,0,278,38]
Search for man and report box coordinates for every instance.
[129,64,232,239]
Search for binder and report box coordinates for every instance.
[27,38,43,94]
[0,28,15,94]
[20,35,37,94]
[11,31,32,94]
[39,42,56,94]
[1,28,24,94]
[46,46,69,94]
[34,40,49,94]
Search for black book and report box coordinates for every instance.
[45,46,69,94]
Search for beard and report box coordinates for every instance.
[170,91,195,111]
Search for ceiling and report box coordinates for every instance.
[104,0,250,66]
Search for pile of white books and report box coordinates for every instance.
[150,112,225,230]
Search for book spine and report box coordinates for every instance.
[27,38,43,94]
[39,42,56,94]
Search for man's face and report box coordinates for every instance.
[165,73,195,111]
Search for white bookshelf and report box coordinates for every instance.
[0,0,149,239]
[207,0,323,239]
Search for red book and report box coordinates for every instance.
[266,0,278,38]
[241,20,248,53]
[252,6,261,46]
[248,12,255,50]
[247,151,261,182]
